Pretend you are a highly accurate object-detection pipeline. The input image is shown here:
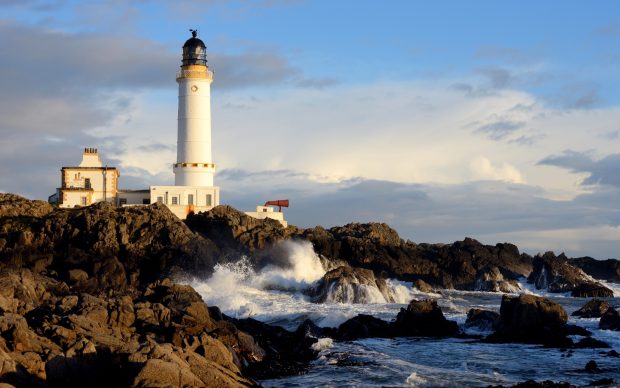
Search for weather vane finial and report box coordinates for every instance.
[189,29,198,38]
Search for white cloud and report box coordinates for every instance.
[469,156,524,183]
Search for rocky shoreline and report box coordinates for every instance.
[0,193,618,386]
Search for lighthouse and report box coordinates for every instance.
[148,30,220,218]
[174,30,215,187]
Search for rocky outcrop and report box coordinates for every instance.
[527,252,613,298]
[599,308,620,331]
[0,270,256,387]
[488,294,571,346]
[0,194,53,218]
[334,299,459,340]
[336,314,392,341]
[299,227,533,291]
[572,299,611,318]
[309,266,397,303]
[393,299,459,337]
[0,198,220,288]
[569,257,620,283]
[186,205,299,255]
[0,195,323,385]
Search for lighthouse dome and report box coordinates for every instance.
[182,30,207,66]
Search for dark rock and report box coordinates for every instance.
[572,299,611,318]
[465,309,500,331]
[571,283,614,298]
[569,256,620,283]
[587,378,615,386]
[500,380,574,388]
[602,350,619,357]
[574,337,610,349]
[488,294,571,347]
[585,360,600,373]
[310,266,396,303]
[393,299,459,337]
[564,324,591,337]
[336,314,391,340]
[599,307,620,331]
[527,252,613,297]
[295,319,331,339]
[225,317,317,379]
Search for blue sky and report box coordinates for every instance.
[1,0,619,258]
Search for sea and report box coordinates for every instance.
[187,241,620,387]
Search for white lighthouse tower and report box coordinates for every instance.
[150,30,220,218]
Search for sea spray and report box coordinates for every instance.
[190,240,419,327]
[255,240,326,290]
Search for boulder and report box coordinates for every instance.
[336,314,391,340]
[599,308,620,331]
[310,266,396,303]
[465,309,499,331]
[572,299,611,318]
[393,299,459,337]
[488,294,571,346]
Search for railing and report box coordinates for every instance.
[176,69,213,80]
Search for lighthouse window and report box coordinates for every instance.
[206,194,212,206]
[188,194,194,205]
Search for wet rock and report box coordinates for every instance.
[574,337,610,349]
[310,266,396,303]
[527,252,613,297]
[585,360,600,373]
[602,350,619,357]
[393,299,459,337]
[571,283,614,298]
[587,378,615,386]
[508,381,574,388]
[226,317,316,380]
[569,256,620,283]
[572,299,611,318]
[413,279,433,293]
[336,314,391,341]
[488,294,571,347]
[474,266,521,293]
[599,307,620,331]
[465,309,499,331]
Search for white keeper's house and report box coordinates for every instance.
[49,30,287,226]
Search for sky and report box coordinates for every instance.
[0,0,619,259]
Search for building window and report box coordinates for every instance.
[157,196,163,203]
[171,196,178,205]
[188,194,194,205]
[206,194,212,206]
[142,199,150,204]
[84,178,91,189]
[119,198,127,206]
[81,197,87,206]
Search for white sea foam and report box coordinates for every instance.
[255,240,326,290]
[405,372,427,386]
[311,337,334,352]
